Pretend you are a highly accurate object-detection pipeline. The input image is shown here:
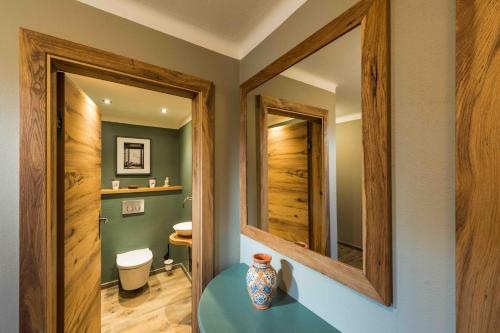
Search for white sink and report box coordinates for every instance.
[173,221,192,237]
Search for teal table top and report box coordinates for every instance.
[198,263,340,333]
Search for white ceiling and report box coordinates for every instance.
[75,0,360,121]
[77,0,306,59]
[67,73,192,129]
[281,25,361,119]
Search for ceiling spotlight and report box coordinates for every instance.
[161,107,168,114]
[102,98,112,105]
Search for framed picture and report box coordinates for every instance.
[116,136,151,175]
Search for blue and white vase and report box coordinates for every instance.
[246,253,277,309]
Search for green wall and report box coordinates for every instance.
[179,122,193,220]
[101,121,192,283]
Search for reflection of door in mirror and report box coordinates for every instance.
[245,26,364,269]
[267,118,309,245]
[257,95,329,256]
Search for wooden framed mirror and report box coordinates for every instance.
[240,0,391,305]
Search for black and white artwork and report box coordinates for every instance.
[116,137,151,175]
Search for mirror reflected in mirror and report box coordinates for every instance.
[246,26,363,269]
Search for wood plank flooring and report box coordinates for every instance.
[338,244,363,270]
[101,268,192,333]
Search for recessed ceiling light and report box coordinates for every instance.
[102,98,112,104]
[161,107,168,114]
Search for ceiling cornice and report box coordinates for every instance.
[78,0,306,59]
[281,67,338,93]
[237,0,307,59]
[336,113,361,124]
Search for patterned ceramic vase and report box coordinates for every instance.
[246,253,277,309]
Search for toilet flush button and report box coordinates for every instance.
[122,199,145,215]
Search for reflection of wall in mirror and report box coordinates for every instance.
[246,74,338,256]
[336,119,363,249]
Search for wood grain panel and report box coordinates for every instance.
[267,121,310,245]
[20,29,215,332]
[19,26,48,333]
[456,0,500,332]
[59,74,101,332]
[240,0,391,305]
[360,0,391,304]
[309,121,330,256]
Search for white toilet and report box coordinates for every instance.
[116,248,153,290]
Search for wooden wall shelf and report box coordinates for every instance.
[101,186,182,195]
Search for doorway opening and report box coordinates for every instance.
[19,29,214,332]
[57,72,196,331]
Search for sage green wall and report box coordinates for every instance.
[101,121,181,188]
[179,122,193,221]
[0,1,240,330]
[336,119,362,248]
[100,121,189,283]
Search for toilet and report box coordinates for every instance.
[116,248,153,290]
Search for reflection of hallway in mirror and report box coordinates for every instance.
[338,243,362,270]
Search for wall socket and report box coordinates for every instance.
[122,200,144,215]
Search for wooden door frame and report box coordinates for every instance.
[456,0,499,331]
[257,95,330,255]
[19,28,214,332]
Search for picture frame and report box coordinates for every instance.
[116,136,151,175]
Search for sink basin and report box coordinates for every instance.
[174,222,192,237]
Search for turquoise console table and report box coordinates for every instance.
[198,263,340,333]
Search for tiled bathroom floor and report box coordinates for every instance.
[101,268,192,333]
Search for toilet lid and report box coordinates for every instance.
[116,248,153,269]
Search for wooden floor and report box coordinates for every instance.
[101,268,192,333]
[338,243,363,270]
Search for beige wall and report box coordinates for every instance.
[240,0,455,332]
[336,119,363,249]
[0,1,240,331]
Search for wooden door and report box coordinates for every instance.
[456,0,500,332]
[57,72,101,332]
[267,120,310,245]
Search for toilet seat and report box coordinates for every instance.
[117,248,153,270]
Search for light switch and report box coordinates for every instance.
[122,200,144,215]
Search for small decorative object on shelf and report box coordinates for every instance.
[246,253,277,310]
[128,185,139,189]
[164,176,170,187]
[149,177,156,188]
[112,179,120,190]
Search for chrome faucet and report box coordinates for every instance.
[183,196,192,208]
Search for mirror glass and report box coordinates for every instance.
[246,26,363,269]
